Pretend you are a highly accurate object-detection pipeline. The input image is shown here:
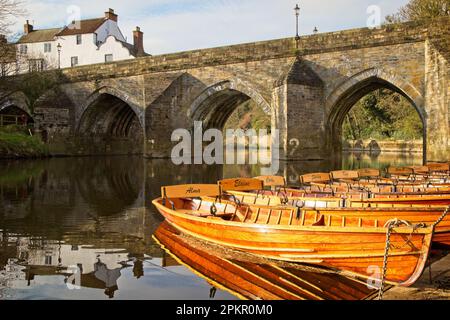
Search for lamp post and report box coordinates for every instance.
[57,43,62,69]
[294,4,300,48]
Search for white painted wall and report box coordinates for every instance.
[12,19,137,73]
[16,40,59,73]
[95,35,135,64]
[96,20,126,43]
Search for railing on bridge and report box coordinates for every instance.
[0,114,28,127]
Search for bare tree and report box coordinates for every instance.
[386,0,450,23]
[0,0,25,34]
[0,0,25,78]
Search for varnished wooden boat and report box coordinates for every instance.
[153,221,377,300]
[218,180,450,247]
[299,206,450,247]
[152,184,435,286]
[312,170,450,193]
[225,174,450,206]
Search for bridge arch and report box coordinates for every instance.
[77,90,144,154]
[0,92,34,125]
[325,68,426,157]
[189,79,272,130]
[78,86,144,129]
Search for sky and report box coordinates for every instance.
[11,0,411,55]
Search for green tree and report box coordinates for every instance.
[386,0,449,23]
[343,89,423,141]
[224,100,271,132]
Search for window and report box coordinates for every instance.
[76,34,82,45]
[45,255,52,265]
[28,59,44,72]
[19,44,27,54]
[93,33,98,45]
[44,43,51,53]
[104,54,113,63]
[1,63,6,77]
[71,56,78,67]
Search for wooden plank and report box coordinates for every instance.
[300,173,331,184]
[162,184,221,198]
[253,207,261,223]
[219,178,264,192]
[408,166,430,174]
[300,211,306,226]
[277,210,283,225]
[289,209,294,225]
[255,175,286,187]
[265,209,273,224]
[427,162,450,172]
[357,168,381,178]
[387,167,413,176]
[243,207,250,222]
[331,170,359,180]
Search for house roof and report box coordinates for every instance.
[17,28,62,44]
[57,18,106,36]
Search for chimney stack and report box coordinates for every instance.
[105,8,118,22]
[133,26,145,56]
[24,20,33,35]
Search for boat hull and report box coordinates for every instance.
[153,221,377,300]
[153,199,433,287]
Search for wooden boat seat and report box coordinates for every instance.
[176,209,234,220]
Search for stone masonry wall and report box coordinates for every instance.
[425,39,449,161]
[3,17,448,160]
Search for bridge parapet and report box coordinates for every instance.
[59,17,449,83]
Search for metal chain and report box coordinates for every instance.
[378,221,395,300]
[378,219,413,300]
[433,205,450,228]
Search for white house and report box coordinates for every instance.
[12,8,146,74]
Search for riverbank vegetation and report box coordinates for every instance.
[342,89,424,141]
[224,100,271,132]
[0,126,48,159]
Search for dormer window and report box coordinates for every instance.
[76,34,82,45]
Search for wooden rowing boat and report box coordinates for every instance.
[153,221,377,300]
[298,207,450,247]
[219,178,450,247]
[152,184,435,286]
[230,175,450,206]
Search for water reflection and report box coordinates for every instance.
[154,221,377,300]
[0,153,421,299]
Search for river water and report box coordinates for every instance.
[0,152,422,300]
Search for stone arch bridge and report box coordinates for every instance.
[1,17,449,162]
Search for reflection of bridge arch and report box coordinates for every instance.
[189,79,272,130]
[74,157,144,216]
[325,68,425,157]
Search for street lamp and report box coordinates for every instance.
[294,4,300,49]
[57,43,62,69]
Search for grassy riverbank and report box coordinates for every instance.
[0,126,49,159]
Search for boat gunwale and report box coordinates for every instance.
[152,198,434,235]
